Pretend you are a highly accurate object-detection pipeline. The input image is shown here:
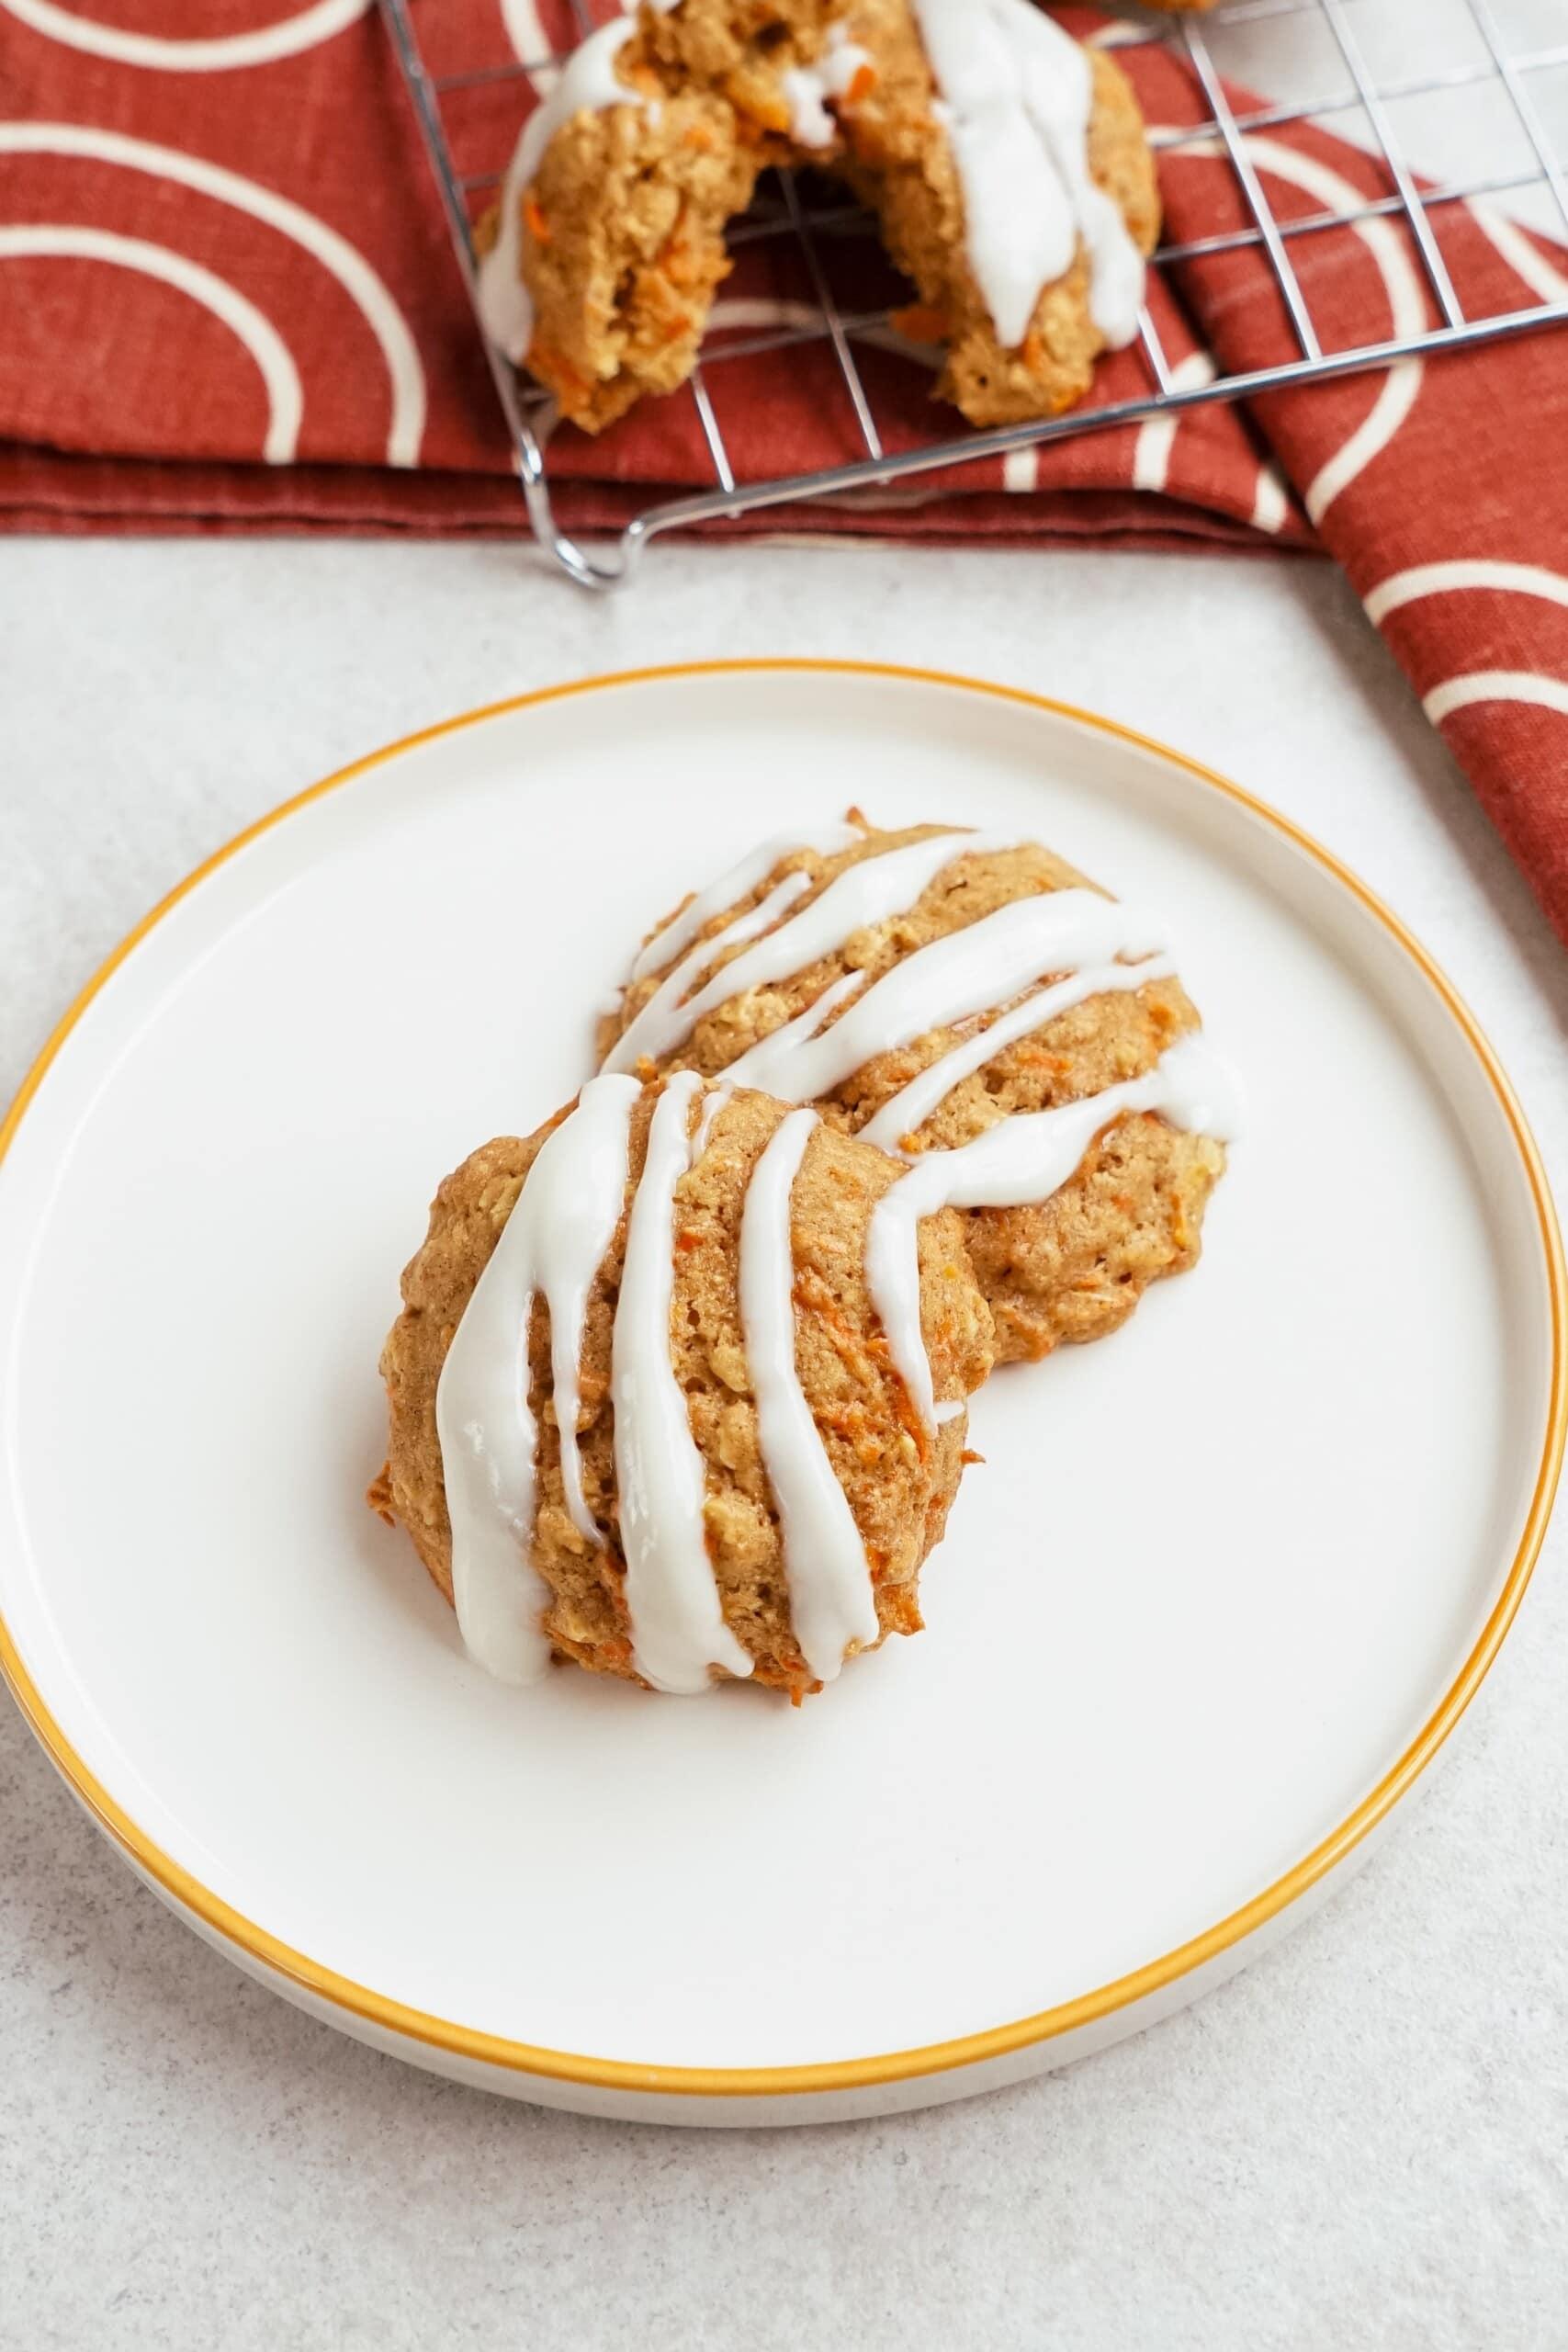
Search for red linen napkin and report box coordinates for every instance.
[2,2,1565,940]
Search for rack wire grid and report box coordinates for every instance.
[381,0,1568,589]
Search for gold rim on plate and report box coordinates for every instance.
[2,659,1562,2100]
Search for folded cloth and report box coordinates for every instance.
[2,1,1564,939]
[1130,25,1568,951]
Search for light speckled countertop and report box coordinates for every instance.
[3,538,1565,2351]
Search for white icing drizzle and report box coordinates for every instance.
[910,0,1145,350]
[739,1108,881,1683]
[604,869,813,1076]
[726,888,1164,1109]
[630,823,860,984]
[692,1081,733,1162]
[724,967,868,1084]
[477,16,649,366]
[605,829,1032,1075]
[867,1034,1246,1428]
[782,22,873,149]
[859,952,1176,1151]
[435,1072,639,1684]
[612,1072,755,1694]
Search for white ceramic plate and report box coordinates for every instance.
[1,662,1561,2128]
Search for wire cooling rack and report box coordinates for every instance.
[380,0,1568,588]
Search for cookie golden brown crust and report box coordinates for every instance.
[599,824,1227,1365]
[495,0,1158,432]
[378,1080,994,1700]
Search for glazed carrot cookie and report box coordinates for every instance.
[376,1076,994,1700]
[476,0,860,433]
[834,0,1159,425]
[476,0,1159,432]
[598,821,1239,1369]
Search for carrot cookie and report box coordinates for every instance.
[375,1077,994,1700]
[834,0,1160,425]
[598,820,1239,1371]
[475,0,855,434]
[476,0,1159,432]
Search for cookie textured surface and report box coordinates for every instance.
[377,1080,994,1700]
[599,822,1228,1365]
[483,0,1158,432]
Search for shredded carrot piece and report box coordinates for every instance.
[793,1269,861,1356]
[523,193,551,245]
[844,60,877,104]
[845,118,892,164]
[527,339,590,401]
[682,119,717,153]
[728,77,791,134]
[891,302,948,344]
[885,1588,923,1635]
[961,1448,986,1466]
[886,1371,931,1468]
